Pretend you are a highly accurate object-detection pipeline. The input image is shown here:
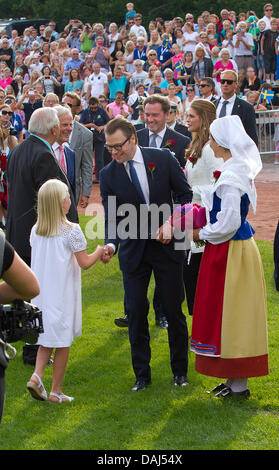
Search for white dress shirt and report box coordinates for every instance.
[52,142,67,172]
[216,94,236,118]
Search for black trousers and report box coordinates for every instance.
[0,366,5,423]
[183,251,203,316]
[122,240,188,382]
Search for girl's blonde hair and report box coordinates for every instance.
[36,179,72,237]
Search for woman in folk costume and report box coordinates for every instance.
[190,114,269,399]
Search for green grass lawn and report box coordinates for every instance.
[0,215,279,450]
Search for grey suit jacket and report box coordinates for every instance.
[69,119,93,203]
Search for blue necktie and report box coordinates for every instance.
[128,159,146,204]
[149,133,158,147]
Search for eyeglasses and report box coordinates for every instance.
[1,110,13,116]
[104,136,130,152]
[220,79,235,85]
[265,8,273,11]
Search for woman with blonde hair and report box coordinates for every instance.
[183,99,223,316]
[27,179,104,403]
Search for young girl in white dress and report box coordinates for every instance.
[27,179,104,403]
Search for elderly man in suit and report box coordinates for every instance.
[52,105,76,195]
[6,107,79,365]
[214,70,258,145]
[62,92,93,208]
[100,117,192,390]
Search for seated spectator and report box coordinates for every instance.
[36,65,60,95]
[241,66,261,93]
[245,90,267,111]
[107,90,129,119]
[159,68,183,101]
[91,37,110,75]
[143,49,160,72]
[133,36,147,62]
[79,96,110,180]
[65,68,83,93]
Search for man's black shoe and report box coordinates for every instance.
[114,315,128,327]
[173,376,189,387]
[155,316,168,329]
[131,379,151,391]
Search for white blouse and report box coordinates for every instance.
[199,184,243,245]
[185,142,224,205]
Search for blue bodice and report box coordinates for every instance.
[210,192,255,240]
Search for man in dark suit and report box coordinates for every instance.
[166,104,192,139]
[100,117,192,390]
[136,94,191,168]
[198,77,217,102]
[52,105,76,197]
[6,107,78,365]
[214,70,258,145]
[62,92,93,207]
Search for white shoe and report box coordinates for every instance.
[274,161,279,164]
[49,392,74,403]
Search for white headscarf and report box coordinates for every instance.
[206,115,262,213]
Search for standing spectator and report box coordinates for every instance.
[129,59,148,93]
[91,37,111,75]
[183,22,198,54]
[232,22,254,71]
[68,27,82,51]
[256,20,267,82]
[48,21,60,41]
[86,62,109,100]
[0,67,13,89]
[261,18,278,84]
[191,46,213,83]
[36,65,60,95]
[259,3,274,30]
[130,13,148,40]
[63,48,84,82]
[64,68,84,93]
[107,66,130,100]
[159,68,183,101]
[213,48,237,84]
[198,77,216,101]
[156,34,174,70]
[80,23,93,55]
[62,92,93,204]
[79,96,110,182]
[5,95,23,142]
[16,88,43,137]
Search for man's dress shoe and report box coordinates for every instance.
[156,316,168,329]
[173,376,189,387]
[114,315,128,327]
[131,379,151,391]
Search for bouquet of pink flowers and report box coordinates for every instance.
[169,203,207,231]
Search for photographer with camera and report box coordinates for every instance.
[80,23,93,56]
[0,103,18,228]
[0,228,40,423]
[16,87,43,138]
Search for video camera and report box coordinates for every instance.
[0,300,43,345]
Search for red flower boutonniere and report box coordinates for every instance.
[213,170,221,181]
[148,161,156,179]
[188,155,197,167]
[164,139,175,148]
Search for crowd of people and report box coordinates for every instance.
[0,3,273,412]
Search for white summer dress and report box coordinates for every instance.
[30,222,87,348]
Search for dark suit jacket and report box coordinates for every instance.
[136,127,190,168]
[6,135,78,262]
[64,145,76,196]
[100,146,192,273]
[174,123,192,139]
[214,96,258,146]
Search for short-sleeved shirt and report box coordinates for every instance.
[87,72,108,97]
[108,76,128,99]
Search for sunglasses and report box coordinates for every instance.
[199,84,208,88]
[1,110,13,116]
[104,136,130,152]
[187,88,194,92]
[265,8,273,11]
[90,106,98,111]
[220,79,235,85]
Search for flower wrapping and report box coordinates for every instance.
[169,203,206,231]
